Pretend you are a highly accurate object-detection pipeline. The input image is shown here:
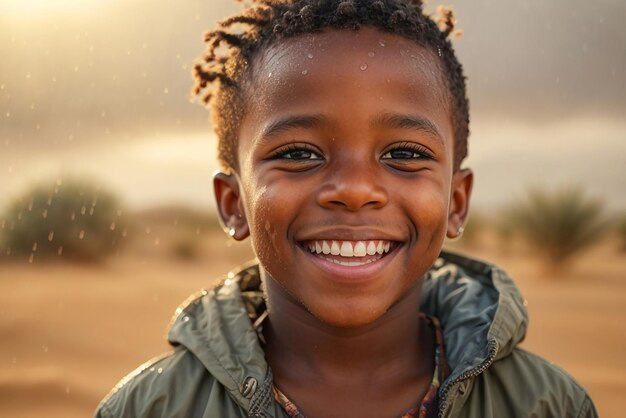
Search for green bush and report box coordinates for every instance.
[0,178,126,262]
[502,186,609,267]
[171,236,200,260]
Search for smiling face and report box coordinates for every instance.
[215,27,472,328]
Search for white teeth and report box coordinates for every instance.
[353,241,366,257]
[340,241,353,257]
[306,240,394,258]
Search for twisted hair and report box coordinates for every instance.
[193,0,469,171]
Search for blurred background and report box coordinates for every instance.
[0,0,624,417]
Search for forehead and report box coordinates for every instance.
[240,27,452,147]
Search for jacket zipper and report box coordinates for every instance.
[437,339,499,418]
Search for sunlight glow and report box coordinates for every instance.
[0,0,103,16]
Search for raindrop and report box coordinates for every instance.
[182,316,190,323]
[42,209,48,219]
[301,69,308,75]
[17,212,21,220]
[145,227,151,234]
[267,72,272,78]
[157,367,163,374]
[368,51,375,58]
[28,201,33,211]
[42,345,49,353]
[154,238,160,246]
[74,66,79,72]
[122,228,128,238]
[32,242,38,252]
[71,212,76,221]
[89,207,95,215]
[360,63,368,71]
[79,230,85,240]
[195,228,201,235]
[58,246,63,256]
[437,47,442,57]
[47,197,52,205]
[0,84,3,90]
[117,209,122,217]
[65,386,70,395]
[110,222,116,231]
[56,178,63,186]
[48,231,54,241]
[378,39,386,47]
[163,88,169,94]
[25,73,31,79]
[6,248,11,256]
[307,53,314,59]
[28,253,34,263]
[5,112,9,118]
[0,220,4,229]
[80,206,86,215]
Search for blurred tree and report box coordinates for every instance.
[501,186,609,268]
[0,178,126,262]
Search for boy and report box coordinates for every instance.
[96,1,597,417]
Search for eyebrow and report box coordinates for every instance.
[258,115,327,142]
[371,112,444,144]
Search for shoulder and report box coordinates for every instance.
[462,348,598,418]
[94,348,233,418]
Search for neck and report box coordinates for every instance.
[262,272,430,385]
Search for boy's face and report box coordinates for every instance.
[215,27,472,328]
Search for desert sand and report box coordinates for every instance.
[0,231,624,418]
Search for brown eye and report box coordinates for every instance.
[382,149,418,159]
[281,149,321,160]
[381,145,432,161]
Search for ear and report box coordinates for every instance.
[213,171,250,241]
[447,168,473,239]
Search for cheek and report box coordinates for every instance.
[409,181,450,239]
[243,179,288,269]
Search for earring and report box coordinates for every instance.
[448,225,464,241]
[228,228,236,238]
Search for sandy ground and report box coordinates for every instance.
[0,232,624,418]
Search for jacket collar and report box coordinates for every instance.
[167,252,528,414]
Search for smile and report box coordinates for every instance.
[303,239,395,267]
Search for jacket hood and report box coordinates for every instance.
[167,251,528,413]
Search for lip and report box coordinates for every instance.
[295,239,403,284]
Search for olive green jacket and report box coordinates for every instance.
[95,252,598,418]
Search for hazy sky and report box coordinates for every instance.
[1,0,625,212]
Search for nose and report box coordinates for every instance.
[317,158,388,211]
